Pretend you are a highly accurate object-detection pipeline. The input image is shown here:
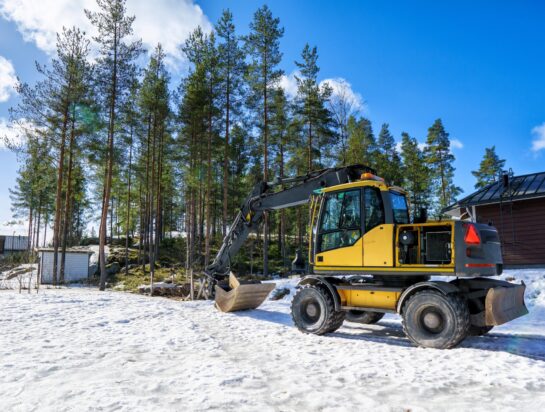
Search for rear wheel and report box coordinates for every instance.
[345,310,385,324]
[291,284,345,335]
[402,290,470,349]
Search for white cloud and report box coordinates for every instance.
[0,56,17,102]
[279,71,299,98]
[0,118,31,150]
[395,141,427,153]
[0,0,211,67]
[279,72,365,113]
[450,138,464,149]
[531,122,545,152]
[320,77,365,112]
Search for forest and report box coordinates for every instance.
[3,0,506,288]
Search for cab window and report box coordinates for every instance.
[319,190,361,252]
[364,187,385,232]
[390,191,409,224]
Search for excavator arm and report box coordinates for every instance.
[204,164,372,310]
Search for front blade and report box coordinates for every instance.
[485,283,529,326]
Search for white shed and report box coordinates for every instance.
[0,235,28,253]
[38,248,93,284]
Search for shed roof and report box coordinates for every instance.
[444,171,545,215]
[37,248,94,255]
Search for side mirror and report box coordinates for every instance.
[414,207,428,224]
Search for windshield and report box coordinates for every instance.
[390,192,409,224]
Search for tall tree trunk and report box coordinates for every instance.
[155,126,164,253]
[53,105,70,286]
[35,199,42,255]
[125,139,132,276]
[308,121,313,172]
[204,99,213,266]
[43,214,48,248]
[138,181,144,271]
[60,114,76,283]
[99,24,118,291]
[222,71,231,237]
[149,114,157,295]
[263,72,269,277]
[279,142,286,267]
[27,206,33,252]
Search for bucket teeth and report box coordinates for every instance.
[214,273,276,312]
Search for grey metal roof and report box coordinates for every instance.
[444,171,545,212]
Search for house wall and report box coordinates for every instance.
[40,252,90,284]
[476,197,545,266]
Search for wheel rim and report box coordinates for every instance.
[419,307,445,334]
[301,298,321,324]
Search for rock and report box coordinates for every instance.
[270,287,290,301]
[106,262,120,276]
[137,282,193,297]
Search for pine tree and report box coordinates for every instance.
[138,44,170,290]
[294,44,333,171]
[425,119,462,218]
[10,27,93,283]
[270,87,292,267]
[400,132,431,216]
[86,0,142,291]
[376,123,401,183]
[179,26,218,270]
[216,9,246,237]
[375,123,403,185]
[328,80,360,166]
[471,146,505,189]
[245,5,284,276]
[345,115,376,167]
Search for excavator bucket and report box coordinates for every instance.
[214,273,276,313]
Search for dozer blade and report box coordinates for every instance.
[485,282,529,326]
[214,273,276,313]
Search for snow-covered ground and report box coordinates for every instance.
[1,269,544,411]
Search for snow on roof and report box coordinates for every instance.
[37,248,94,254]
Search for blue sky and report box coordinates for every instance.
[1,0,545,233]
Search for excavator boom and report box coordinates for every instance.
[205,164,372,311]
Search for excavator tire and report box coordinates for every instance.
[402,290,470,349]
[291,284,345,335]
[345,310,385,324]
[214,273,276,313]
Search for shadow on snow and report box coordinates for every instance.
[232,309,545,361]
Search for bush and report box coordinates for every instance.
[80,237,134,247]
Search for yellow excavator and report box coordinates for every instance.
[203,165,527,349]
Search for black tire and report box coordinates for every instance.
[402,290,470,349]
[468,325,493,336]
[345,310,385,324]
[291,284,345,335]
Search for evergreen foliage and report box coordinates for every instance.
[471,146,506,189]
[425,119,462,218]
[5,2,479,281]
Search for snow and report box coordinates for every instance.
[1,269,544,411]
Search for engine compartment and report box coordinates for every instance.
[397,223,453,265]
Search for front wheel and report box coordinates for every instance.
[291,284,345,335]
[402,290,470,349]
